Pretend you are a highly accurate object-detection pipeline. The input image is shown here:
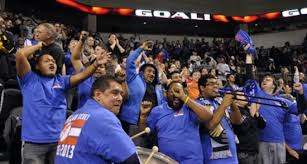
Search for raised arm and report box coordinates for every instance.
[116,38,125,54]
[245,53,256,80]
[16,42,43,78]
[71,31,87,73]
[126,41,153,82]
[70,50,108,86]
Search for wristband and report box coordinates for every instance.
[184,96,190,104]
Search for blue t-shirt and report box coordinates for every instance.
[197,98,238,164]
[55,99,136,164]
[147,102,203,164]
[77,76,95,108]
[17,71,70,143]
[256,89,297,143]
[284,113,303,150]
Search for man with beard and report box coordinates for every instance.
[142,81,213,164]
[16,41,108,164]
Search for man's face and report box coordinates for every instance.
[36,55,57,77]
[200,78,219,99]
[171,73,181,82]
[261,76,275,93]
[35,25,49,42]
[228,75,236,83]
[55,23,61,33]
[94,46,106,56]
[95,81,123,115]
[93,65,106,78]
[143,66,156,83]
[167,83,184,111]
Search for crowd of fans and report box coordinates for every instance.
[0,10,307,164]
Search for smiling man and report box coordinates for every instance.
[55,76,140,164]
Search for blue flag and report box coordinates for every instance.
[235,29,256,57]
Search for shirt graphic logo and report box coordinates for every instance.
[56,113,90,159]
[53,83,62,89]
[174,111,184,117]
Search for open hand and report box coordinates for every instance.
[141,40,154,51]
[172,83,186,101]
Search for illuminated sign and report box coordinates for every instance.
[56,0,307,23]
[135,9,210,21]
[282,8,307,17]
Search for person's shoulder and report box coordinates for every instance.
[150,103,167,115]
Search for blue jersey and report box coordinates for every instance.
[55,99,136,164]
[256,89,297,143]
[147,102,203,164]
[17,71,70,143]
[197,98,238,164]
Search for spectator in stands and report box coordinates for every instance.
[54,23,67,50]
[216,57,230,85]
[224,73,239,90]
[33,23,65,75]
[120,41,164,145]
[80,35,95,66]
[107,33,125,60]
[245,53,298,164]
[300,72,305,83]
[169,71,182,83]
[197,75,238,164]
[142,81,212,163]
[71,31,110,108]
[232,93,266,164]
[24,28,38,47]
[201,67,209,76]
[186,70,201,99]
[15,40,108,164]
[55,76,141,164]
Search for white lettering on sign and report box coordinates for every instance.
[282,7,307,17]
[135,9,211,21]
[135,9,152,17]
[153,10,171,18]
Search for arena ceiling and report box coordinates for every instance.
[76,0,307,16]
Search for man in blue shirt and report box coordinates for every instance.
[197,75,239,164]
[245,53,298,164]
[55,76,140,164]
[16,40,108,164]
[71,31,109,108]
[142,81,212,164]
[119,41,164,148]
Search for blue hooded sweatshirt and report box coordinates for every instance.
[120,48,164,124]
